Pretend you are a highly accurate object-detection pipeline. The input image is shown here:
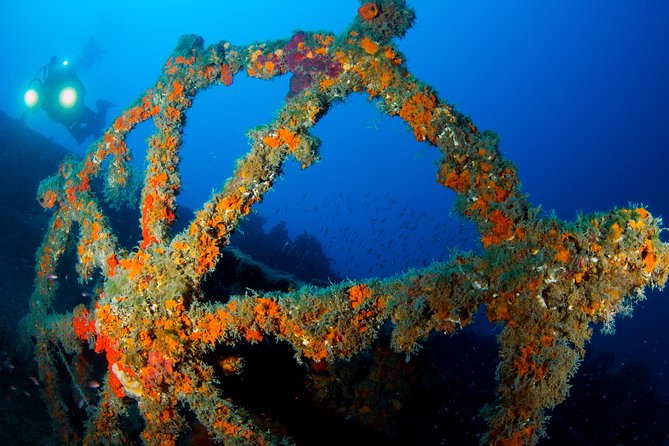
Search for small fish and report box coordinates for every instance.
[87,379,100,389]
[23,391,31,397]
[28,376,40,386]
[46,274,58,280]
[3,359,15,371]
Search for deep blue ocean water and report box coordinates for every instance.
[1,1,668,443]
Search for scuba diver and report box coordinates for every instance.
[23,56,114,144]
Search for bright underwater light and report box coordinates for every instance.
[24,88,39,108]
[58,86,77,108]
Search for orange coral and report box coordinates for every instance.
[263,128,300,150]
[254,298,281,323]
[398,90,437,142]
[358,2,379,21]
[481,209,515,248]
[641,239,657,273]
[41,190,58,209]
[348,284,372,309]
[118,251,146,279]
[244,329,263,343]
[439,167,470,193]
[165,106,180,120]
[219,356,244,375]
[360,37,379,55]
[513,344,539,376]
[554,248,570,264]
[278,127,299,150]
[106,254,118,276]
[167,81,184,102]
[610,222,623,243]
[263,134,281,149]
[635,207,649,219]
[72,306,96,341]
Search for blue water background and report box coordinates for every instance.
[1,0,668,404]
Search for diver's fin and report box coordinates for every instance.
[96,99,115,111]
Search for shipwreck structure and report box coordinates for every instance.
[22,1,668,444]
